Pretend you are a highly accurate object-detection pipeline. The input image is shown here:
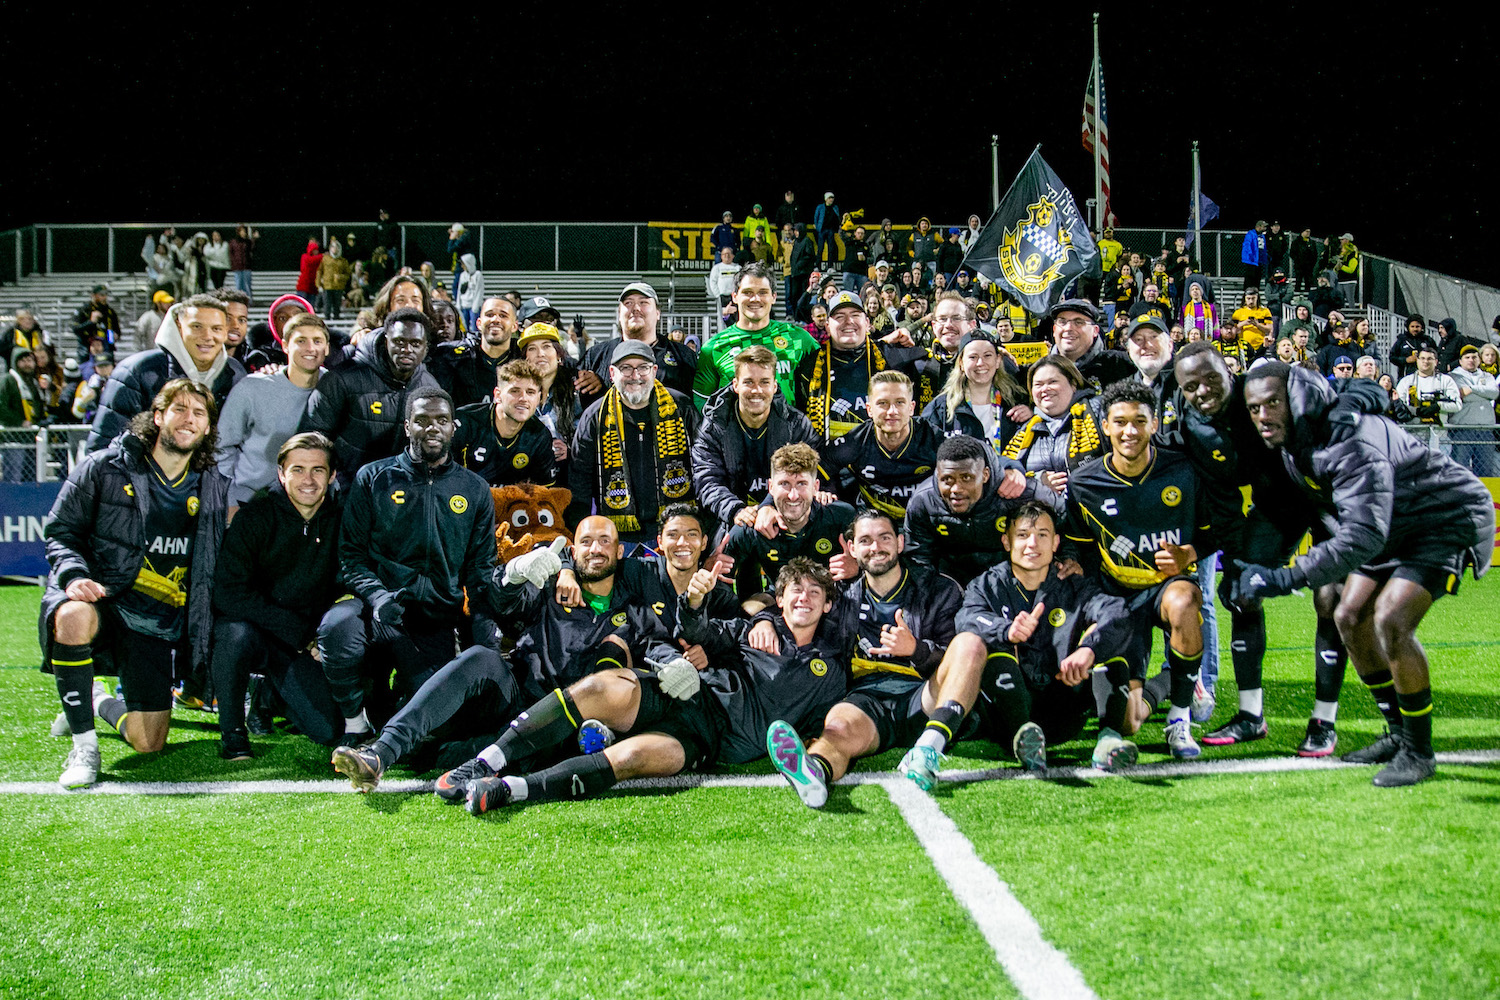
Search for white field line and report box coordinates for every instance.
[1,748,1494,795]
[883,777,1101,1000]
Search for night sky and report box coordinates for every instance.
[7,4,1494,284]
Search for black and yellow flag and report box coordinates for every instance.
[960,150,1101,315]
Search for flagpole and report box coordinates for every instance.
[1092,13,1102,230]
[991,136,1000,211]
[1192,140,1202,253]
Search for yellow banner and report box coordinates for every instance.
[1483,478,1500,551]
[1000,341,1051,366]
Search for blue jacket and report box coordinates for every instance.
[711,222,740,254]
[1241,229,1263,266]
[813,202,841,233]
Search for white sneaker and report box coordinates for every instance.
[50,712,72,737]
[59,745,101,789]
[1166,719,1202,760]
[1190,680,1216,724]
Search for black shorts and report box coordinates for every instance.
[97,605,180,712]
[627,669,728,771]
[1117,575,1197,680]
[1354,532,1477,601]
[841,674,929,754]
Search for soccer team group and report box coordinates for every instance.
[39,262,1495,813]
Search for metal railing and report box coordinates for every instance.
[0,425,94,483]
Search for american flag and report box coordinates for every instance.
[1081,57,1116,227]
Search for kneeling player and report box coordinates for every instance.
[895,502,1132,788]
[461,558,849,813]
[764,508,962,807]
[1061,380,1214,760]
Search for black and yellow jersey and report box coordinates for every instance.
[451,402,558,487]
[825,563,962,681]
[1063,446,1211,593]
[819,419,942,526]
[722,500,856,598]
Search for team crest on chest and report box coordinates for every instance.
[449,495,468,514]
[1161,486,1182,507]
[809,658,828,677]
[186,496,199,515]
[513,453,529,469]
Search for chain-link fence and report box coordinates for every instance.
[0,425,93,483]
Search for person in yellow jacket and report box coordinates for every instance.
[743,204,774,246]
[1337,232,1360,280]
[316,240,353,320]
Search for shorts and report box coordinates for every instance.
[94,605,180,712]
[627,669,728,771]
[841,674,929,754]
[970,655,1092,746]
[1354,532,1477,601]
[1118,575,1196,680]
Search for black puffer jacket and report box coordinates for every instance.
[85,349,245,453]
[299,331,439,480]
[691,385,820,524]
[1272,366,1495,588]
[39,431,229,671]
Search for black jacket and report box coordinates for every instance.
[789,236,818,277]
[825,563,962,681]
[1270,367,1495,588]
[580,336,698,406]
[1051,337,1136,396]
[903,476,1061,587]
[491,557,679,701]
[39,432,228,671]
[211,487,343,651]
[1387,330,1436,379]
[427,337,520,410]
[339,450,497,627]
[691,385,820,524]
[86,350,245,453]
[956,561,1131,690]
[299,331,439,480]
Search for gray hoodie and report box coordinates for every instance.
[215,367,324,504]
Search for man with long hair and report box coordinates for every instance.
[42,379,230,788]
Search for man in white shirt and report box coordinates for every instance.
[1447,344,1499,475]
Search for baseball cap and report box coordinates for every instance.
[1048,298,1101,323]
[63,358,80,377]
[1459,344,1479,358]
[826,291,865,315]
[1125,316,1169,338]
[517,323,562,351]
[875,259,890,269]
[1333,355,1354,367]
[948,227,961,235]
[91,284,108,294]
[152,290,174,305]
[520,296,559,323]
[611,341,656,366]
[1340,232,1354,240]
[619,281,659,305]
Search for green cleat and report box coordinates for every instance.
[1012,721,1047,771]
[1092,728,1138,771]
[898,744,943,791]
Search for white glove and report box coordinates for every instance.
[503,536,569,588]
[654,657,700,701]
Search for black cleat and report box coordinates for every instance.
[1371,735,1437,788]
[1296,719,1338,758]
[218,728,253,761]
[332,744,385,792]
[466,775,513,815]
[434,757,496,803]
[1341,728,1401,765]
[1201,711,1268,746]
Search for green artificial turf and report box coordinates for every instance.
[1,785,1015,1000]
[939,765,1500,1000]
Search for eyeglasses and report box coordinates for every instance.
[615,364,656,377]
[1054,317,1093,329]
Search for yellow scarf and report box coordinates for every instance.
[805,340,887,440]
[1001,401,1102,465]
[598,382,692,534]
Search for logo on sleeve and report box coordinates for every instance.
[449,495,468,514]
[370,400,383,415]
[391,491,406,505]
[1161,486,1182,507]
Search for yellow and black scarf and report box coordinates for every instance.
[598,382,693,534]
[805,340,887,440]
[1002,401,1102,466]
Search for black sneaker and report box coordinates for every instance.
[219,728,253,761]
[434,757,496,803]
[1341,728,1401,765]
[1201,711,1268,746]
[466,775,512,815]
[1296,719,1338,758]
[1371,734,1437,787]
[245,677,275,736]
[332,744,385,793]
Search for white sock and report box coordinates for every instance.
[1166,705,1190,726]
[1239,688,1264,717]
[1311,700,1339,724]
[91,686,110,714]
[343,710,370,734]
[478,744,506,770]
[72,730,99,752]
[915,729,947,754]
[502,776,528,801]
